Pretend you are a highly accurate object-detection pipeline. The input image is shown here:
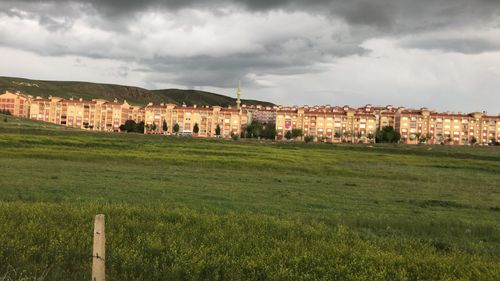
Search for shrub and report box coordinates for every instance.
[285,130,292,140]
[136,121,145,134]
[162,120,168,132]
[215,124,221,136]
[291,128,303,139]
[0,109,12,115]
[231,133,239,141]
[375,126,401,143]
[304,135,314,143]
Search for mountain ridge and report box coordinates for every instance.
[0,76,274,107]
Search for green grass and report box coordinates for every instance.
[0,114,499,280]
[0,76,273,106]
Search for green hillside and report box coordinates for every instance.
[0,76,273,107]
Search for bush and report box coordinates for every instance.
[375,126,401,143]
[162,120,168,132]
[285,131,293,140]
[136,121,145,134]
[231,133,239,141]
[215,124,221,136]
[0,109,12,115]
[291,128,303,139]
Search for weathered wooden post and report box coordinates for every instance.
[92,214,105,281]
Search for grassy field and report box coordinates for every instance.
[0,114,499,280]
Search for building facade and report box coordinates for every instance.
[275,105,378,143]
[241,104,278,124]
[144,103,250,138]
[0,91,30,117]
[2,90,499,145]
[395,109,500,145]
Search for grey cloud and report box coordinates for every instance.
[401,38,500,54]
[4,0,499,29]
[1,0,500,112]
[144,53,328,88]
[39,15,74,31]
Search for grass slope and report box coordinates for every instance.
[0,76,274,107]
[0,114,499,280]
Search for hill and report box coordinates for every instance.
[0,76,274,107]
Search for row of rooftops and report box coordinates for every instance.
[3,91,499,118]
[271,104,499,119]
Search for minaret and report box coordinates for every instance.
[236,80,241,110]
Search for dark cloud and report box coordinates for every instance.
[38,15,73,31]
[144,51,337,88]
[3,0,499,28]
[401,37,500,54]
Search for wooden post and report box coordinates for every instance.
[92,214,105,281]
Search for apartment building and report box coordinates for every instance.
[0,91,31,117]
[2,90,499,145]
[241,104,278,124]
[395,109,500,145]
[28,96,131,132]
[275,105,377,143]
[144,103,250,138]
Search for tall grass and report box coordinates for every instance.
[0,115,499,280]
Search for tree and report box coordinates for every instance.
[193,123,199,134]
[231,132,239,141]
[418,133,428,144]
[261,122,276,140]
[245,121,263,138]
[367,133,375,143]
[291,128,303,139]
[215,124,221,136]
[151,122,157,131]
[304,135,314,143]
[285,130,293,140]
[162,120,168,133]
[344,130,353,142]
[120,120,137,133]
[173,123,180,135]
[136,121,145,133]
[415,132,422,142]
[470,136,477,145]
[375,126,401,143]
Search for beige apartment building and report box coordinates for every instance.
[241,104,278,124]
[395,109,500,145]
[28,96,131,132]
[276,105,377,143]
[1,90,499,145]
[0,91,31,117]
[144,103,250,138]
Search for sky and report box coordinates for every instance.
[0,0,499,113]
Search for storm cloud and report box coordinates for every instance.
[0,0,499,113]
